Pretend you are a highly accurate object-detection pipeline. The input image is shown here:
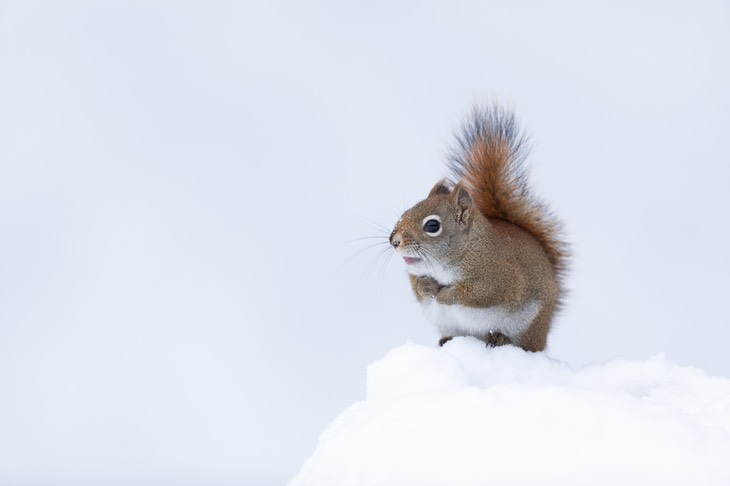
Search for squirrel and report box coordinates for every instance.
[389,105,568,352]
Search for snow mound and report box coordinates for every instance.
[289,338,730,485]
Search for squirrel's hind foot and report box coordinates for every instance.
[485,331,512,348]
[439,334,511,347]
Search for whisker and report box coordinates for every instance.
[358,216,391,235]
[378,248,396,284]
[416,246,439,276]
[343,214,422,283]
[364,245,394,282]
[343,241,390,266]
[342,235,390,245]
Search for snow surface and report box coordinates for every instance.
[289,338,730,485]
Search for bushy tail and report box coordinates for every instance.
[447,105,569,282]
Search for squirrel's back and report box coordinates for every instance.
[447,105,569,304]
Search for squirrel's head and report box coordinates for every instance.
[390,180,475,282]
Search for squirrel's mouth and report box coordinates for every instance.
[403,256,422,265]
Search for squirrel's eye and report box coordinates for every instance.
[424,219,440,233]
[422,215,443,236]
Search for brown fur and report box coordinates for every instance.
[450,106,569,308]
[391,105,569,352]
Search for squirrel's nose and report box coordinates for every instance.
[389,231,401,248]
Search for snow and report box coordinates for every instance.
[289,338,730,485]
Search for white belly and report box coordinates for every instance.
[420,299,541,340]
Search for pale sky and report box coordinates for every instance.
[1,1,729,484]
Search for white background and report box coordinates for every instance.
[1,1,728,484]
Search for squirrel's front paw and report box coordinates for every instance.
[416,276,441,299]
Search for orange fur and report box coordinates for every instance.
[448,106,569,305]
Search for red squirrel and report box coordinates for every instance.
[390,106,568,351]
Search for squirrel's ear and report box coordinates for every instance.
[452,185,472,225]
[428,179,452,197]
